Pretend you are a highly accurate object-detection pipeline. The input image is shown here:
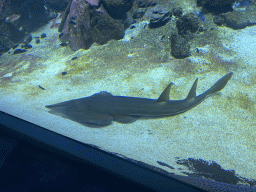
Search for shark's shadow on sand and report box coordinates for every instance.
[46,72,233,127]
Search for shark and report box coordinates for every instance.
[45,72,233,127]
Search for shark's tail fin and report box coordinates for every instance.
[185,72,233,100]
[204,72,233,96]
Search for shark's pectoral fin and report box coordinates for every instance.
[113,114,139,124]
[64,108,113,126]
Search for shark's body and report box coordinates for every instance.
[46,72,233,127]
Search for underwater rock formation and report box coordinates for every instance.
[197,0,236,13]
[58,0,93,51]
[132,0,157,19]
[0,20,25,56]
[102,0,134,19]
[59,0,134,51]
[1,0,57,32]
[0,0,58,54]
[90,4,125,45]
[219,4,256,29]
[170,34,190,59]
[132,8,147,19]
[143,4,172,28]
[176,13,200,39]
[44,0,69,12]
[213,15,225,26]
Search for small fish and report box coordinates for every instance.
[232,1,250,10]
[69,20,76,25]
[18,26,23,31]
[195,10,205,22]
[60,42,68,47]
[130,20,136,25]
[13,49,27,55]
[130,25,136,29]
[38,85,46,90]
[28,12,31,20]
[5,14,21,23]
[160,35,165,41]
[21,44,32,49]
[71,56,78,60]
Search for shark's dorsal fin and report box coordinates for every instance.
[186,78,198,100]
[91,91,113,98]
[157,82,173,103]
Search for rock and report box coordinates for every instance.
[0,21,25,53]
[121,21,148,42]
[220,4,256,29]
[58,0,127,51]
[90,4,125,44]
[41,33,47,38]
[13,49,27,54]
[132,8,147,19]
[197,0,235,13]
[0,0,57,54]
[144,5,172,28]
[102,0,134,19]
[171,34,190,59]
[35,38,40,44]
[213,15,225,26]
[176,13,200,38]
[59,0,92,51]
